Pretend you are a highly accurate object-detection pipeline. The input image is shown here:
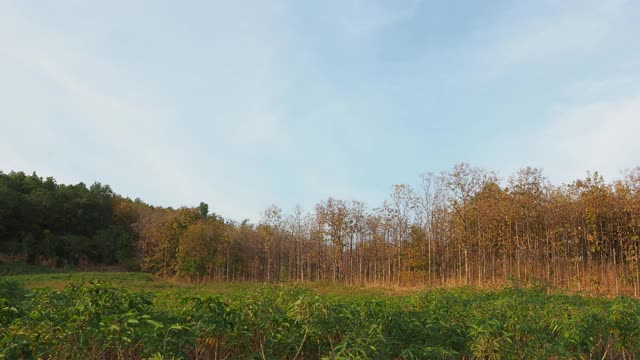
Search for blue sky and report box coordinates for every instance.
[2,0,640,221]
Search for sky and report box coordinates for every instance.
[1,0,640,221]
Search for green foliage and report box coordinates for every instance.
[0,279,28,303]
[1,279,640,359]
[0,171,131,267]
[197,202,209,219]
[0,262,56,275]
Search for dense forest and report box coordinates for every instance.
[2,165,640,295]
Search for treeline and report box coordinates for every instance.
[2,165,640,295]
[0,171,133,267]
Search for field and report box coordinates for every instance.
[2,272,640,359]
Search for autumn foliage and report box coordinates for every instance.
[2,164,640,295]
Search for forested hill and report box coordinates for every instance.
[2,166,640,296]
[0,171,134,267]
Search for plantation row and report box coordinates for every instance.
[1,280,640,359]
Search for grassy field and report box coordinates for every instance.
[6,271,421,309]
[2,271,640,359]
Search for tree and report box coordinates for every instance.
[198,202,209,218]
[260,205,282,281]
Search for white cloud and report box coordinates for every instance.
[0,2,290,221]
[336,0,422,40]
[533,95,640,183]
[2,0,639,222]
[462,0,627,72]
[563,73,640,103]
